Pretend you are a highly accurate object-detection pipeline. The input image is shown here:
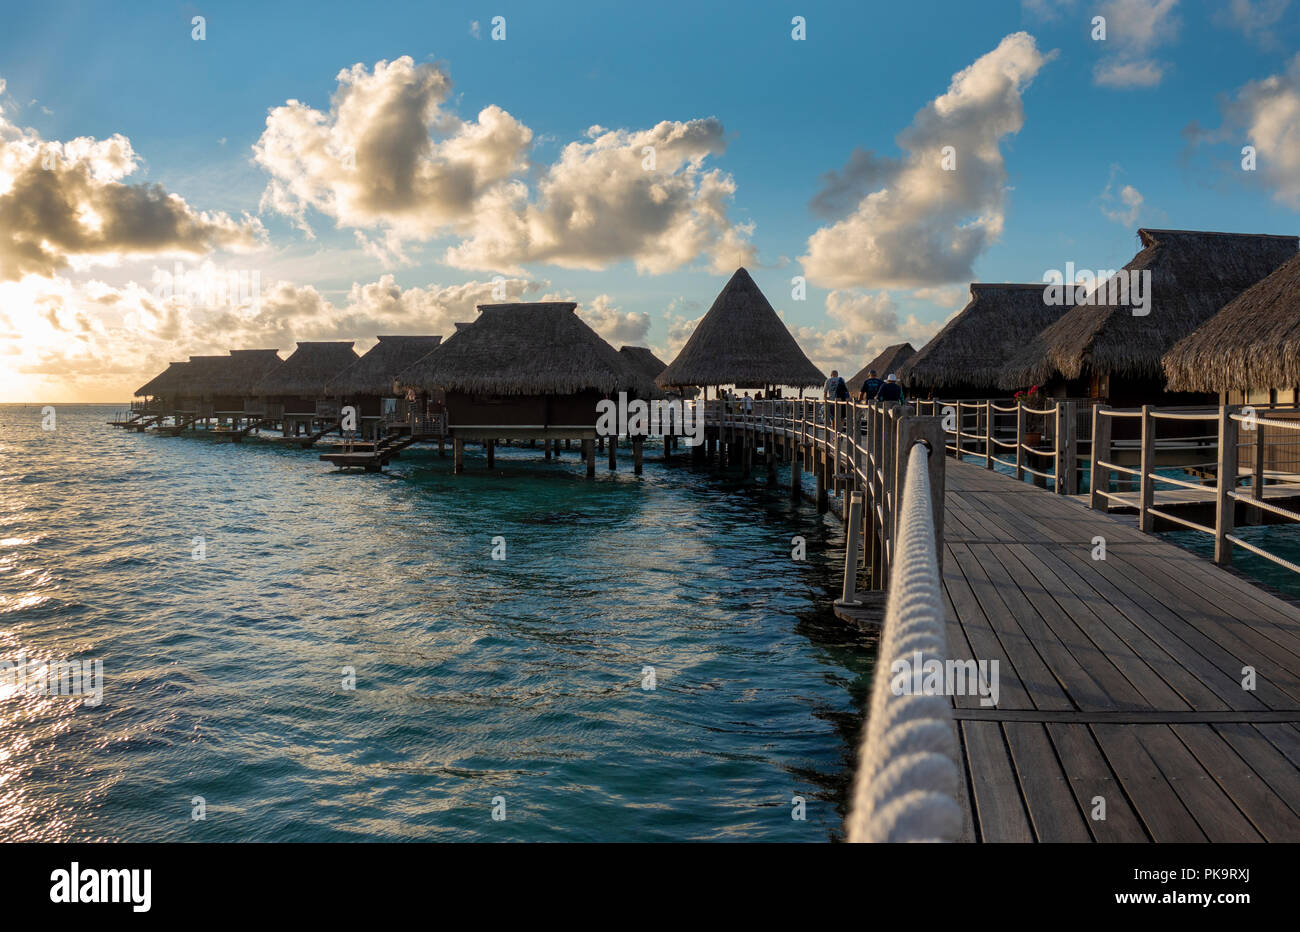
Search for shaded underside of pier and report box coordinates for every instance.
[941,460,1300,842]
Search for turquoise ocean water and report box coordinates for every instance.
[0,405,874,841]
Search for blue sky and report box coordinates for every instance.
[0,0,1297,400]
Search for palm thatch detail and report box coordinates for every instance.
[847,343,916,393]
[1163,250,1300,393]
[397,303,657,396]
[328,336,442,397]
[656,268,824,389]
[902,284,1067,390]
[1000,229,1297,388]
[255,342,359,397]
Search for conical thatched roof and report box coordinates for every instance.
[847,342,916,393]
[135,361,189,397]
[1000,229,1297,388]
[902,285,1067,390]
[255,341,359,397]
[328,335,442,397]
[398,302,657,396]
[1164,250,1300,392]
[656,268,824,389]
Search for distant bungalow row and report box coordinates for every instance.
[126,227,1300,469]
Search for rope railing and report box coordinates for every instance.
[847,440,963,842]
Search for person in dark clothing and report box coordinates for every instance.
[878,373,905,404]
[858,370,883,402]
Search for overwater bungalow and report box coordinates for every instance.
[254,341,360,436]
[847,342,915,395]
[1163,249,1300,407]
[656,267,824,398]
[397,302,656,470]
[134,360,191,415]
[327,335,442,439]
[182,350,282,424]
[901,284,1066,399]
[999,229,1297,405]
[220,349,284,422]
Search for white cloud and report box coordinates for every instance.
[0,272,542,401]
[1190,53,1300,208]
[800,32,1053,290]
[1092,0,1181,88]
[0,103,264,281]
[573,293,651,346]
[254,57,753,276]
[1100,166,1145,224]
[254,57,531,240]
[1216,0,1291,48]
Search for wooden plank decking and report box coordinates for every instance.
[940,458,1300,842]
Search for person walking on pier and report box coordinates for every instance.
[878,373,905,404]
[857,370,883,403]
[824,370,849,430]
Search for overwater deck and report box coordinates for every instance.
[941,458,1300,841]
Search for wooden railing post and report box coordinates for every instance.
[1015,401,1025,481]
[1090,404,1111,511]
[1055,401,1077,495]
[984,401,993,469]
[1139,404,1155,532]
[1063,401,1079,495]
[1215,405,1238,565]
[836,492,865,606]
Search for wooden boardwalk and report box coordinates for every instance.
[941,459,1300,842]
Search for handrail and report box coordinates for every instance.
[847,441,962,842]
[1088,402,1300,576]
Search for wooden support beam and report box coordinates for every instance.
[486,439,495,470]
[816,451,828,513]
[453,438,464,474]
[608,435,617,470]
[790,444,802,501]
[633,437,644,475]
[584,438,595,478]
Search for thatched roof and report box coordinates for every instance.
[220,350,283,395]
[620,345,695,398]
[255,341,359,397]
[902,284,1068,390]
[1164,250,1300,392]
[328,336,441,397]
[847,343,916,393]
[1000,229,1297,388]
[656,268,824,389]
[135,361,189,397]
[619,346,668,380]
[180,355,230,396]
[398,302,657,396]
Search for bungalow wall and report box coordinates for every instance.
[445,390,604,428]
